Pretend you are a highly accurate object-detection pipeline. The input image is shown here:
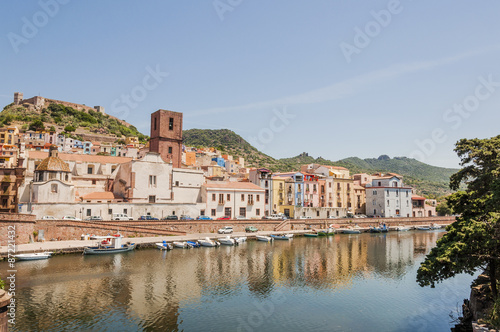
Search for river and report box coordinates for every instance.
[4,230,475,331]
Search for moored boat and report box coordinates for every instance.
[173,241,194,249]
[270,234,293,241]
[417,226,431,231]
[219,236,237,246]
[235,237,247,244]
[156,241,174,250]
[84,235,136,255]
[256,235,273,242]
[199,238,220,247]
[304,233,319,238]
[343,226,362,234]
[187,241,201,248]
[14,252,53,261]
[395,225,411,232]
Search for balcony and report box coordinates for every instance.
[248,200,255,205]
[218,200,225,205]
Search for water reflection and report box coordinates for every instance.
[7,230,454,331]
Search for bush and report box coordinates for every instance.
[29,119,45,131]
[64,125,76,132]
[487,297,500,329]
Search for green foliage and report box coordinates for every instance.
[436,201,453,216]
[49,126,56,132]
[0,278,4,290]
[29,119,45,131]
[487,297,500,329]
[417,135,500,299]
[64,125,76,132]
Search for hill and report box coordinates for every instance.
[0,102,148,143]
[183,129,458,197]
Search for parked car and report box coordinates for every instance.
[139,215,159,220]
[268,214,287,220]
[42,215,56,220]
[236,215,247,220]
[218,226,234,234]
[163,215,179,220]
[197,216,212,221]
[62,216,82,221]
[328,216,339,219]
[113,213,134,221]
[85,216,103,221]
[180,215,193,220]
[299,216,312,220]
[245,226,258,233]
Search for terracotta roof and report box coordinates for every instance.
[29,151,132,164]
[412,195,426,201]
[36,148,71,172]
[204,182,265,191]
[81,192,117,200]
[321,165,348,171]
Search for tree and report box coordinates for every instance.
[29,119,45,131]
[436,201,452,216]
[64,125,76,133]
[417,136,500,299]
[49,126,56,132]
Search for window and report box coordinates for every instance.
[373,200,376,205]
[378,182,382,186]
[256,209,260,216]
[212,194,216,201]
[224,207,231,217]
[337,183,341,190]
[387,200,390,207]
[406,191,409,197]
[49,173,56,180]
[154,117,157,131]
[317,211,320,217]
[227,194,231,201]
[240,207,246,217]
[65,174,69,181]
[149,195,156,203]
[248,194,254,204]
[169,117,174,130]
[92,180,97,185]
[329,182,332,188]
[108,209,113,215]
[200,210,205,216]
[374,209,377,215]
[87,166,94,175]
[256,195,260,202]
[123,208,128,214]
[51,184,58,193]
[211,209,216,217]
[241,194,245,201]
[175,181,179,186]
[396,191,399,197]
[219,194,224,204]
[373,190,377,195]
[149,175,157,187]
[87,209,91,217]
[168,147,173,154]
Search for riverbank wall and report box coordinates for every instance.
[0,213,456,246]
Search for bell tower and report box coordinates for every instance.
[150,110,183,168]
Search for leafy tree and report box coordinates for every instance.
[436,201,452,216]
[29,119,45,131]
[64,125,76,133]
[417,136,500,299]
[49,126,56,132]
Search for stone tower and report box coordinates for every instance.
[14,92,23,105]
[149,110,183,168]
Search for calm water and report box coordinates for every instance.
[5,231,476,332]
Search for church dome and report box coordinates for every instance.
[36,145,70,173]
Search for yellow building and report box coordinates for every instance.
[125,136,139,147]
[0,126,19,146]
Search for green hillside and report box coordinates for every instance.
[183,129,458,197]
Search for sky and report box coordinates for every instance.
[1,0,500,169]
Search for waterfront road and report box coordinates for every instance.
[1,230,313,256]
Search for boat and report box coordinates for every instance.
[187,241,201,248]
[173,241,194,249]
[317,231,328,237]
[304,233,319,238]
[256,235,273,242]
[270,234,293,241]
[84,235,136,255]
[430,223,442,230]
[199,238,220,247]
[235,237,247,244]
[417,226,431,231]
[219,236,237,246]
[14,252,53,261]
[156,241,174,250]
[343,226,362,234]
[395,225,411,232]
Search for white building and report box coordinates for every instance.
[365,174,412,218]
[202,182,265,219]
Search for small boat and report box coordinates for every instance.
[417,226,431,231]
[84,235,136,255]
[343,227,362,234]
[235,237,247,244]
[304,233,319,238]
[256,235,273,242]
[270,234,293,241]
[187,241,201,248]
[430,223,442,230]
[219,236,237,246]
[14,252,53,261]
[173,241,194,249]
[317,231,328,237]
[199,238,220,247]
[156,241,174,250]
[395,225,411,232]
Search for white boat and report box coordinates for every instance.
[235,237,247,244]
[256,235,273,242]
[343,226,362,234]
[156,242,173,250]
[84,234,136,255]
[395,225,411,232]
[219,236,237,246]
[14,252,53,261]
[173,241,193,249]
[417,226,431,231]
[271,234,294,241]
[199,238,220,247]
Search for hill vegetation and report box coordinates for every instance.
[183,129,458,197]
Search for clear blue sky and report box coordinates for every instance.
[2,0,500,168]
